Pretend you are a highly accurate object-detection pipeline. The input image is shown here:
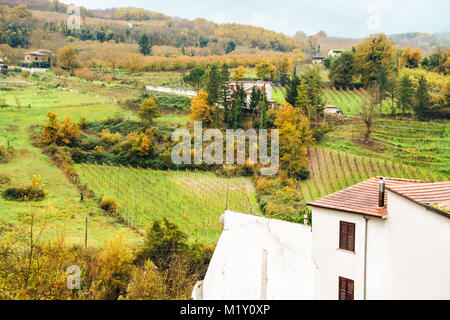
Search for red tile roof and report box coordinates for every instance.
[307,177,432,217]
[387,182,450,213]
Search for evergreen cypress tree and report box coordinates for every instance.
[398,75,414,114]
[414,75,431,120]
[259,94,268,129]
[219,65,231,126]
[138,34,151,55]
[284,75,301,106]
[231,97,243,129]
[205,65,221,106]
[248,86,262,118]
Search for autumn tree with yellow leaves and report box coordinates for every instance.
[189,90,215,125]
[355,33,395,86]
[41,112,79,146]
[274,103,314,178]
[256,59,276,81]
[58,116,80,145]
[138,97,160,126]
[399,46,421,68]
[232,66,247,80]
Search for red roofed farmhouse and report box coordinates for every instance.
[309,177,450,300]
[194,177,450,300]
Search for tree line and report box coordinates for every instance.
[326,34,449,119]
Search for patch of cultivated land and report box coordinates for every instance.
[299,147,442,203]
[76,164,259,244]
[324,88,393,115]
[0,89,142,247]
[321,118,450,177]
[0,83,111,109]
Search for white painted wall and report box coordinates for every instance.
[196,210,315,300]
[366,191,450,299]
[145,85,197,97]
[312,207,367,299]
[228,81,274,104]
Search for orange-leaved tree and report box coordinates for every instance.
[41,112,60,145]
[274,102,314,177]
[189,90,215,125]
[58,116,80,145]
[41,113,79,145]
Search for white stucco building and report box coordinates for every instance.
[193,177,450,300]
[324,105,343,114]
[228,80,276,108]
[328,49,345,57]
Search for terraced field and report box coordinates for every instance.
[77,164,259,243]
[321,118,450,177]
[298,147,442,203]
[324,88,393,115]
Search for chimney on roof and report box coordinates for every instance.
[378,177,386,207]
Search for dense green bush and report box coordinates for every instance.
[2,186,46,202]
[20,62,51,68]
[270,208,312,225]
[135,218,213,276]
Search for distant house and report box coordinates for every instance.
[312,56,324,64]
[23,49,53,67]
[328,49,345,57]
[228,80,276,108]
[324,104,343,114]
[193,177,450,300]
[0,57,7,70]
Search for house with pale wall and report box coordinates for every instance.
[328,49,345,57]
[193,177,450,300]
[312,56,324,64]
[23,49,52,64]
[228,80,276,108]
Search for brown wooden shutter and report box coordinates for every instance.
[339,277,354,300]
[339,221,355,252]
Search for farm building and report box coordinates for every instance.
[328,49,345,57]
[193,177,450,300]
[324,104,343,114]
[228,80,276,108]
[23,49,53,65]
[312,56,324,64]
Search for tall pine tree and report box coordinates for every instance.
[414,75,430,120]
[259,93,269,129]
[219,65,231,127]
[205,65,221,106]
[284,74,301,106]
[138,34,151,55]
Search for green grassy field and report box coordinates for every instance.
[272,87,286,104]
[76,164,259,243]
[324,88,393,115]
[0,89,142,247]
[321,118,450,177]
[298,147,442,203]
[0,84,111,109]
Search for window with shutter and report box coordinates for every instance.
[339,277,354,300]
[339,221,355,252]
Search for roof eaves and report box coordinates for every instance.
[307,202,386,218]
[386,187,450,219]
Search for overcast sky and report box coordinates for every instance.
[68,0,450,38]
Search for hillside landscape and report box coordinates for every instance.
[0,0,448,300]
